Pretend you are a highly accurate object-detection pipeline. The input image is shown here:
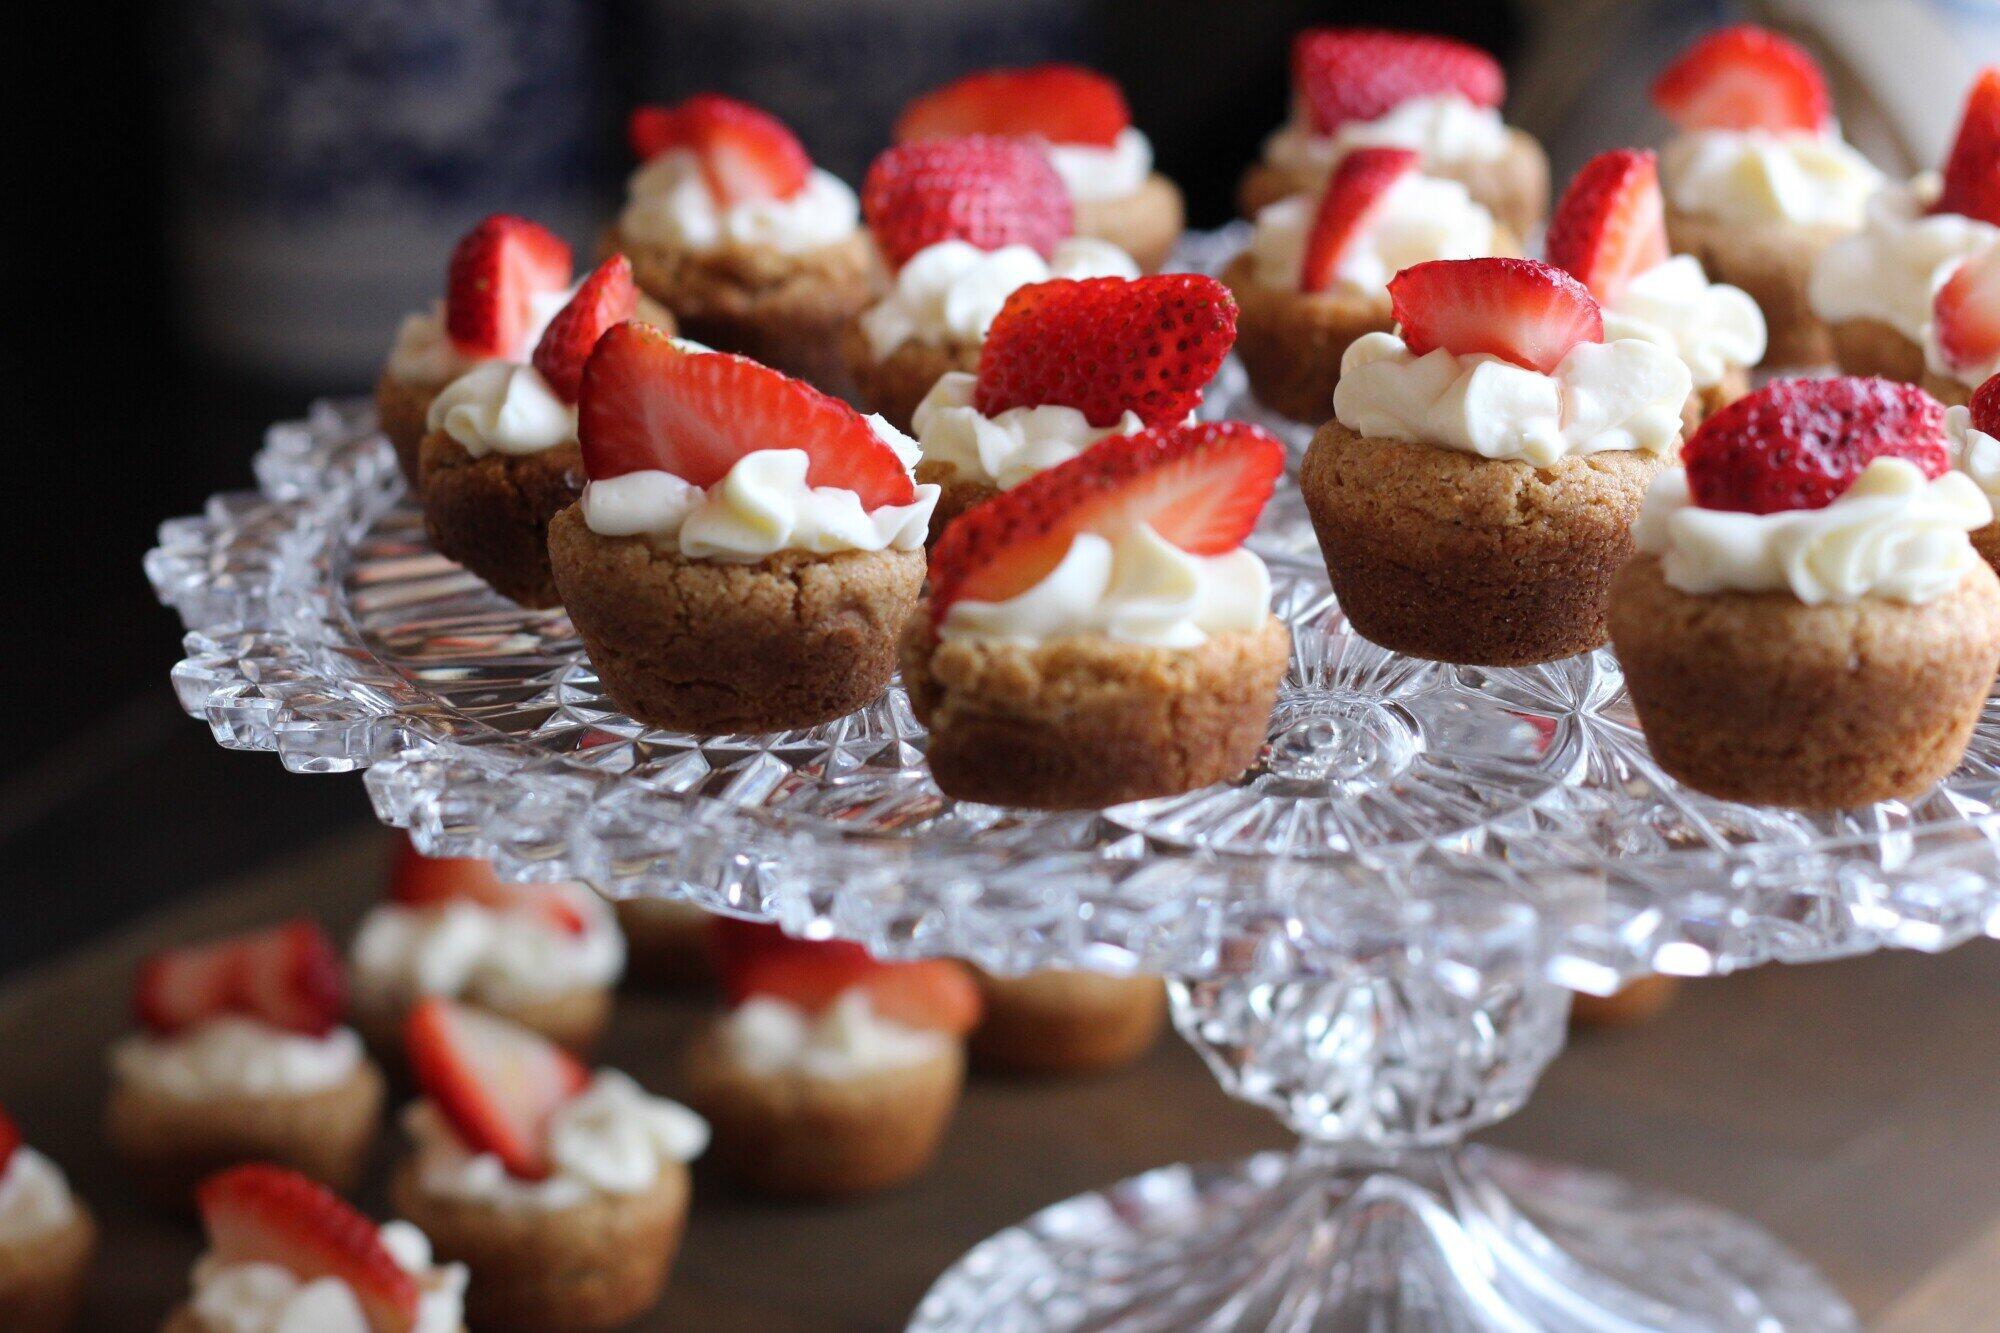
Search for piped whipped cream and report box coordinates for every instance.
[619,150,861,254]
[1634,458,1990,604]
[0,1149,78,1245]
[426,360,577,457]
[859,237,1140,358]
[938,523,1272,649]
[113,1018,365,1101]
[386,284,578,387]
[1262,94,1510,183]
[1333,331,1689,466]
[1946,405,2000,509]
[405,1070,708,1212]
[189,1219,465,1333]
[1811,173,2000,343]
[1601,255,1766,391]
[911,371,1145,490]
[1661,127,1882,230]
[1246,171,1502,294]
[351,884,625,1011]
[1046,127,1154,203]
[720,991,951,1080]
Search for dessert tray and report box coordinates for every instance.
[147,230,2000,1331]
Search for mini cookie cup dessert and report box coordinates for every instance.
[1611,376,2000,809]
[903,421,1291,810]
[1654,25,1884,367]
[1240,28,1548,239]
[1302,257,1690,666]
[548,324,936,735]
[108,921,384,1207]
[0,1108,94,1333]
[392,1000,706,1331]
[610,94,880,392]
[1226,146,1515,424]
[968,970,1166,1076]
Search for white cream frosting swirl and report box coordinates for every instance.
[386,283,578,387]
[720,991,952,1080]
[0,1149,78,1245]
[938,523,1272,649]
[189,1219,465,1333]
[1333,331,1689,466]
[1246,172,1502,294]
[1601,255,1767,391]
[1634,458,1989,604]
[351,885,625,1011]
[426,361,577,457]
[1045,127,1154,203]
[911,371,1144,489]
[1263,94,1510,184]
[1660,127,1883,230]
[1810,173,2000,343]
[858,237,1140,358]
[1946,405,2000,507]
[113,1018,365,1101]
[619,150,861,254]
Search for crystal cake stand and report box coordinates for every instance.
[147,245,2000,1331]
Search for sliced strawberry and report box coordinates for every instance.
[625,94,811,205]
[1388,257,1603,374]
[1936,68,2000,225]
[1299,147,1421,294]
[1650,24,1830,134]
[862,136,1073,269]
[389,836,588,937]
[895,64,1130,147]
[232,921,347,1038]
[973,275,1238,428]
[929,421,1283,621]
[578,324,917,507]
[1684,376,1948,515]
[445,214,573,359]
[0,1107,19,1177]
[532,256,638,404]
[732,951,981,1037]
[198,1164,420,1333]
[1934,248,2000,376]
[134,937,243,1036]
[1972,372,2000,438]
[710,918,870,994]
[404,999,587,1181]
[1291,28,1504,136]
[1545,149,1670,303]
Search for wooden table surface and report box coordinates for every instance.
[7,826,2000,1331]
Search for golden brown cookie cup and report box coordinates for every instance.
[914,460,999,545]
[1609,555,2000,809]
[0,1206,95,1333]
[969,969,1166,1075]
[1301,421,1669,666]
[419,433,582,610]
[1921,370,1975,409]
[1238,128,1549,239]
[841,323,980,434]
[376,372,442,494]
[549,506,924,735]
[1665,208,1847,368]
[1073,173,1186,273]
[901,610,1290,810]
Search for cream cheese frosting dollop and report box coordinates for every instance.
[1600,254,1767,390]
[426,360,577,457]
[1332,331,1689,466]
[113,1018,365,1101]
[1633,458,1990,604]
[1045,127,1154,202]
[1810,173,2000,342]
[0,1149,78,1245]
[720,991,952,1079]
[386,284,579,386]
[619,150,861,254]
[1247,172,1502,294]
[912,371,1145,489]
[1263,94,1510,182]
[190,1219,466,1333]
[1945,404,2000,507]
[859,237,1140,358]
[351,884,625,1011]
[1661,128,1883,230]
[938,523,1273,649]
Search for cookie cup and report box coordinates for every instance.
[354,985,611,1060]
[1301,421,1669,666]
[681,1029,962,1197]
[548,505,924,735]
[376,372,442,493]
[1665,209,1846,367]
[1608,555,2000,809]
[1922,370,1975,409]
[1073,173,1186,273]
[391,1158,688,1332]
[1238,128,1549,238]
[841,323,981,434]
[969,969,1166,1075]
[900,610,1291,810]
[419,434,582,609]
[1826,316,1928,385]
[913,461,999,544]
[0,1207,95,1333]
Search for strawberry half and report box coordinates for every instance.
[445,214,573,360]
[1933,248,2000,376]
[0,1107,19,1177]
[404,999,588,1181]
[895,64,1130,147]
[532,256,638,404]
[1291,28,1504,136]
[198,1164,421,1333]
[626,94,812,206]
[1650,24,1830,134]
[731,950,982,1038]
[134,920,345,1037]
[389,835,587,937]
[1388,257,1603,374]
[709,917,871,987]
[1683,376,1948,515]
[929,421,1283,622]
[1973,372,2000,438]
[578,323,916,507]
[1935,68,2000,225]
[1299,147,1421,294]
[973,275,1239,428]
[861,136,1072,269]
[1545,149,1670,303]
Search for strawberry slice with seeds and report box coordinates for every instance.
[1650,24,1830,134]
[862,136,1072,269]
[404,999,588,1181]
[578,323,916,507]
[1936,68,2000,225]
[731,951,982,1037]
[1291,28,1504,136]
[198,1164,421,1333]
[1546,149,1670,303]
[895,64,1130,147]
[532,256,638,404]
[1684,376,1948,515]
[389,836,588,937]
[1388,257,1603,374]
[929,421,1283,621]
[1973,373,2000,438]
[134,920,346,1037]
[445,214,573,360]
[973,275,1239,427]
[626,94,812,205]
[134,936,244,1036]
[1299,147,1421,294]
[1933,248,2000,376]
[0,1108,19,1177]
